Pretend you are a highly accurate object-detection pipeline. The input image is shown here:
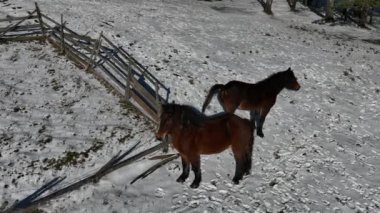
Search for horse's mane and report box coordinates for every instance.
[255,69,293,92]
[164,103,227,128]
[175,104,206,128]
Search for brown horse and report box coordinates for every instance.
[155,103,254,188]
[202,67,301,138]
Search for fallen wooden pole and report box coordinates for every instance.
[130,154,179,185]
[3,140,144,212]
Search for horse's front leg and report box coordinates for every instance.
[249,111,260,129]
[189,156,201,188]
[256,107,272,138]
[232,159,245,184]
[177,156,190,183]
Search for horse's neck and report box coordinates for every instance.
[252,80,285,96]
[270,84,285,96]
[169,128,194,152]
[170,126,193,139]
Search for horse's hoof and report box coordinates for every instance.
[232,178,240,185]
[232,177,241,184]
[176,177,186,183]
[257,132,264,138]
[190,182,199,188]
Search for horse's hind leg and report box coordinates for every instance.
[244,134,254,175]
[189,156,201,188]
[217,92,238,113]
[232,157,245,184]
[231,145,245,184]
[177,155,190,183]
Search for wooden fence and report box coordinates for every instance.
[0,4,174,212]
[0,3,170,122]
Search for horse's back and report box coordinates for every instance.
[229,114,252,134]
[206,113,251,141]
[228,114,253,155]
[195,113,246,154]
[224,80,250,90]
[196,115,232,154]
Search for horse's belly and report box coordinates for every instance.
[200,143,230,155]
[198,132,231,155]
[239,101,256,110]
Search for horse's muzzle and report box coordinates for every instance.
[293,82,301,91]
[155,132,163,141]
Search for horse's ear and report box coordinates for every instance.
[287,67,292,72]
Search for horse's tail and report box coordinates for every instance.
[202,84,224,113]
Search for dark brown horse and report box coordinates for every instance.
[155,103,254,188]
[202,67,300,138]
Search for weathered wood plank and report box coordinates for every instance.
[99,47,129,78]
[0,10,37,36]
[13,140,168,213]
[130,75,159,112]
[130,154,179,184]
[59,30,93,55]
[130,89,158,122]
[48,36,90,71]
[96,63,125,92]
[0,31,42,38]
[50,35,158,123]
[100,35,155,81]
[0,35,45,42]
[118,45,168,91]
[100,35,168,106]
[96,46,166,107]
[0,15,38,22]
[86,32,102,70]
[49,33,91,64]
[96,55,160,118]
[41,14,94,42]
[0,24,41,33]
[60,14,65,53]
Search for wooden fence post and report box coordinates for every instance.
[125,64,132,99]
[154,82,160,112]
[60,14,65,54]
[35,3,46,41]
[0,10,37,37]
[86,31,102,71]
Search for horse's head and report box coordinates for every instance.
[156,103,176,141]
[284,67,301,91]
[156,103,204,140]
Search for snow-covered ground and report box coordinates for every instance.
[1,0,380,212]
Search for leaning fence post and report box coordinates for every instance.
[125,66,132,99]
[86,31,102,71]
[35,3,46,41]
[154,82,160,114]
[60,14,65,54]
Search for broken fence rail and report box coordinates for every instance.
[2,139,172,213]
